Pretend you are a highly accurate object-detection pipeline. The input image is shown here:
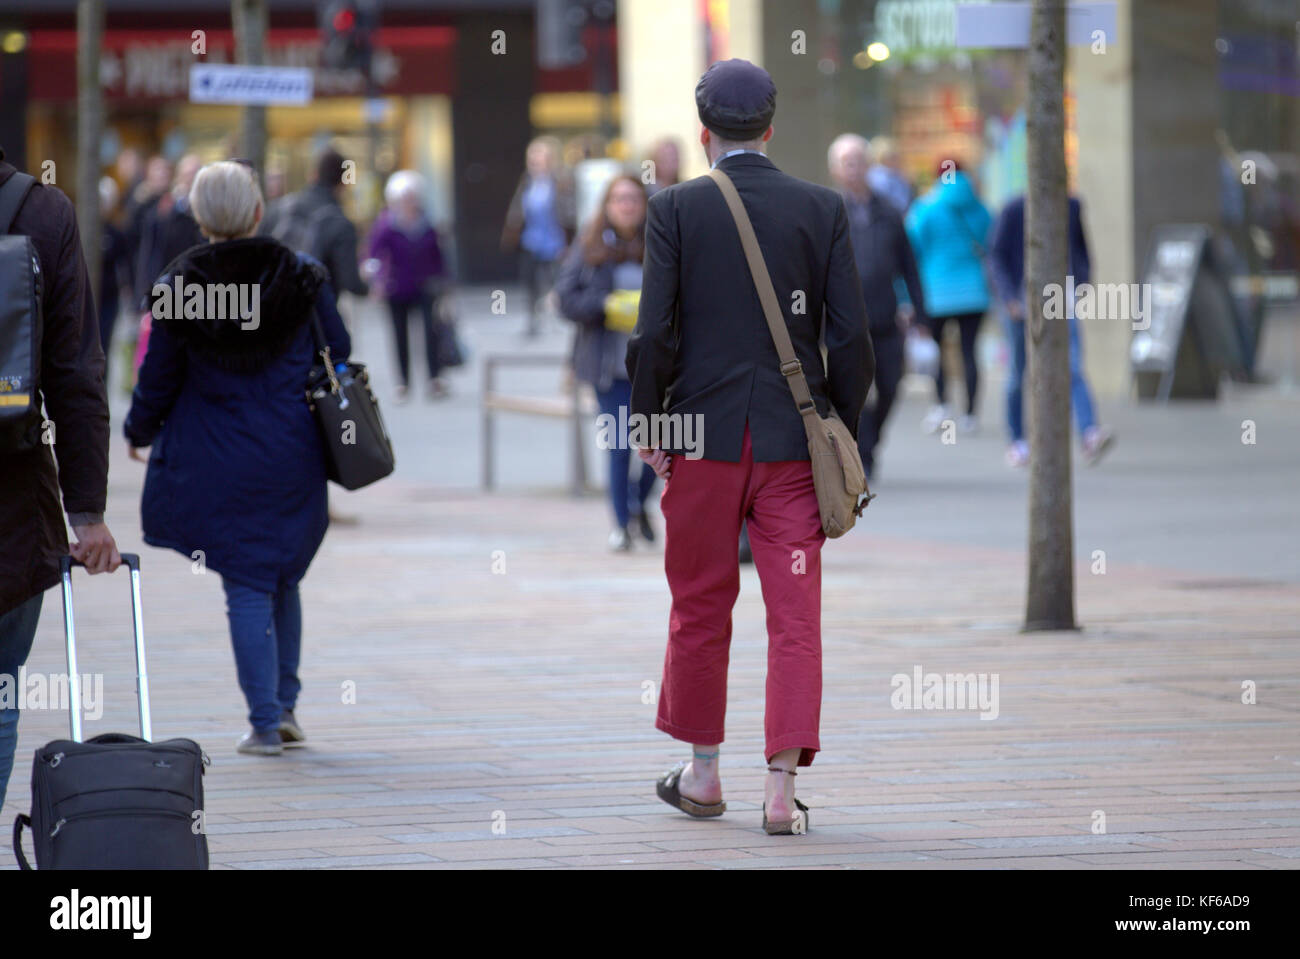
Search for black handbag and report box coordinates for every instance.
[305,310,395,490]
[435,300,466,370]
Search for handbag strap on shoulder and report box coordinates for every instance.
[708,168,818,419]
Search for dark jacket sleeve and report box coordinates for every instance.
[326,216,368,296]
[315,281,352,362]
[989,204,1021,306]
[554,245,610,327]
[895,218,928,326]
[123,317,187,449]
[1070,198,1091,287]
[626,190,679,421]
[41,196,110,519]
[822,197,873,436]
[500,174,526,253]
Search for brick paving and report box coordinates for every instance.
[3,296,1297,869]
[5,465,1297,870]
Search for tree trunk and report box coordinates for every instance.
[232,0,268,189]
[76,0,103,301]
[1023,0,1076,631]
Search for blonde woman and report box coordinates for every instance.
[124,160,351,756]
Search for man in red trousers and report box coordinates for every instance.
[627,59,873,834]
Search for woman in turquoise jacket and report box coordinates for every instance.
[906,164,992,433]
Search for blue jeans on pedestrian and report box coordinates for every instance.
[0,593,44,811]
[595,378,656,530]
[221,579,302,734]
[1003,309,1096,443]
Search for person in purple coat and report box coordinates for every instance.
[366,171,449,401]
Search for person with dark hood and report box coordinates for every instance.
[124,160,351,757]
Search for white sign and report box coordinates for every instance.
[954,2,1117,48]
[189,64,313,105]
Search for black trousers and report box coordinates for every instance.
[857,328,904,475]
[518,250,557,335]
[926,311,984,415]
[387,294,441,386]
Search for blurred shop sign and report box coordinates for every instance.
[876,0,991,55]
[189,64,314,105]
[954,1,1116,48]
[25,27,453,103]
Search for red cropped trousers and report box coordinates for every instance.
[655,423,826,766]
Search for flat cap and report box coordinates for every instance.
[695,58,776,141]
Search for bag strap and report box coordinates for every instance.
[0,173,37,236]
[707,168,818,420]
[13,814,33,870]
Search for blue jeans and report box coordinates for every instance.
[595,378,656,530]
[1003,310,1096,443]
[221,579,302,733]
[0,593,44,811]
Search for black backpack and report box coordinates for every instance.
[269,191,334,262]
[0,172,42,451]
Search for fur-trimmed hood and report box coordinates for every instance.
[151,237,325,372]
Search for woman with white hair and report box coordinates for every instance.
[366,169,449,401]
[124,159,352,757]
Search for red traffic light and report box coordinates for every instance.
[332,8,356,33]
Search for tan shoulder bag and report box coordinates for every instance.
[708,167,874,538]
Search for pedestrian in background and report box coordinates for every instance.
[501,136,575,337]
[645,137,683,197]
[906,160,992,435]
[124,161,351,756]
[133,153,204,312]
[989,193,1115,466]
[367,170,450,402]
[628,60,873,835]
[97,176,133,360]
[828,133,927,480]
[555,173,657,552]
[0,146,121,809]
[262,145,370,300]
[867,136,914,215]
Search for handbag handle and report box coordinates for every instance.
[306,307,342,395]
[707,168,820,421]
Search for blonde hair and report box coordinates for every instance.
[189,161,264,241]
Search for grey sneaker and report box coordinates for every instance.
[237,728,283,756]
[279,709,306,747]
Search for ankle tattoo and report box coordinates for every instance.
[693,750,719,762]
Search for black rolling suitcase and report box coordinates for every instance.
[12,554,210,869]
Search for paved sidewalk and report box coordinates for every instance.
[3,293,1297,869]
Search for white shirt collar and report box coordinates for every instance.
[710,148,765,170]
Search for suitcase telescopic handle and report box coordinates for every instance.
[59,553,152,743]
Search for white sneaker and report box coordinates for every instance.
[958,415,979,435]
[1081,426,1116,465]
[921,404,950,434]
[1005,440,1030,468]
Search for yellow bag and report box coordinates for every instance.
[603,289,641,334]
